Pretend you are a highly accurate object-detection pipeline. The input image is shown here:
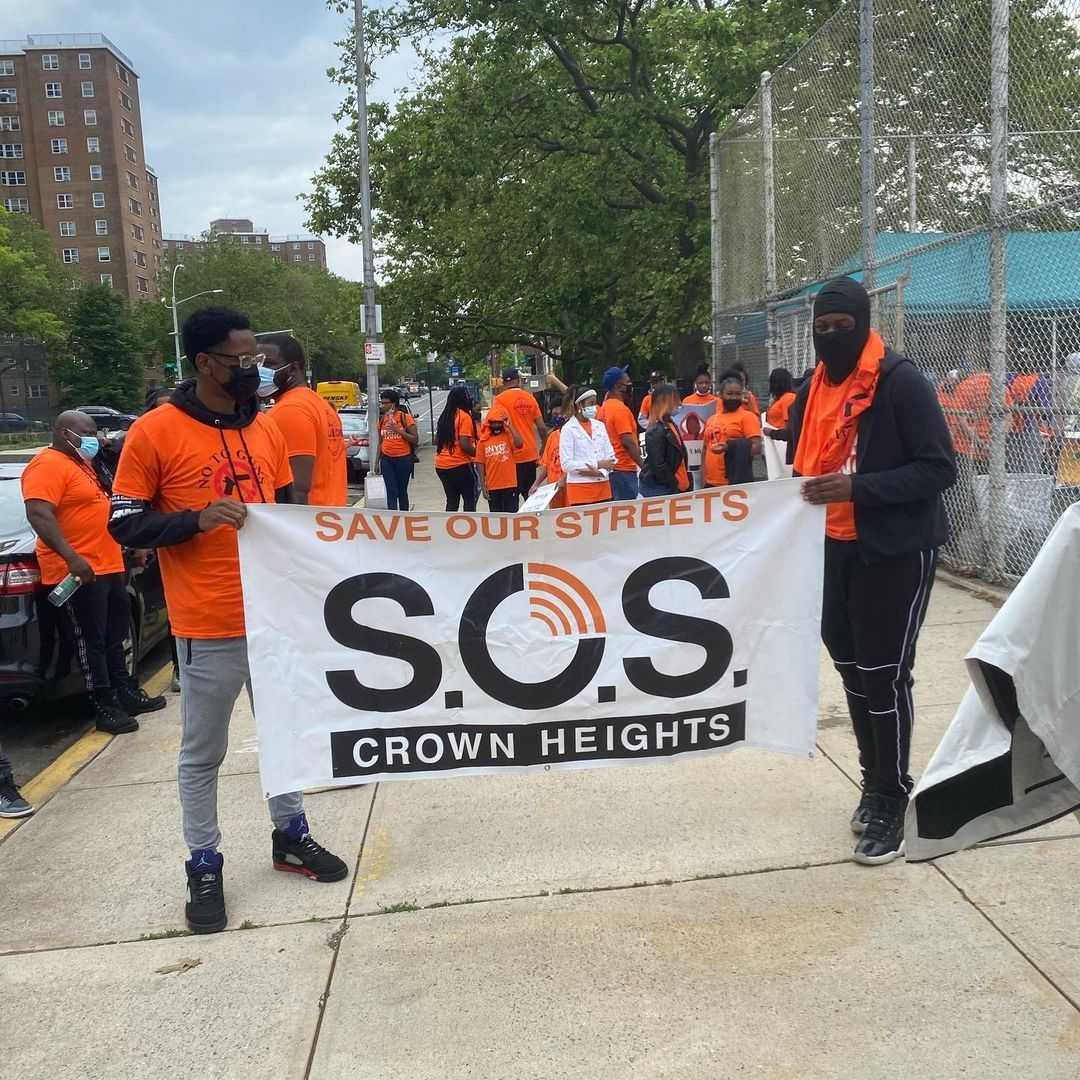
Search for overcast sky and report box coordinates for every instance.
[9,0,420,280]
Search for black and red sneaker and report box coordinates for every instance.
[272,825,348,883]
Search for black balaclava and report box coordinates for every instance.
[813,276,871,383]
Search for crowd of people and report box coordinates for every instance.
[2,275,960,925]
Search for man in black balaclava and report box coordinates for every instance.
[779,276,957,867]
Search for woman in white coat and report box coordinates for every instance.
[558,386,617,506]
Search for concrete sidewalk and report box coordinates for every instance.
[2,487,1079,1076]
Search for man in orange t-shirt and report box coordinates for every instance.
[22,410,158,733]
[110,306,347,935]
[497,368,549,498]
[702,376,763,486]
[682,367,719,408]
[475,405,519,512]
[597,367,643,500]
[259,335,348,507]
[790,277,955,868]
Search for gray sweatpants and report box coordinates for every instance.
[177,635,304,851]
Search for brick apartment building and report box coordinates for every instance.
[163,217,328,270]
[0,34,163,301]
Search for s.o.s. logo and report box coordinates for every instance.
[322,558,733,712]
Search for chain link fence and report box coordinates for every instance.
[710,0,1080,584]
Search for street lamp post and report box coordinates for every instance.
[167,262,223,381]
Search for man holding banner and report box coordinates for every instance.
[109,307,347,935]
[790,277,956,866]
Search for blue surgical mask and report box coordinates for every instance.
[582,405,598,420]
[68,430,100,461]
[257,364,279,399]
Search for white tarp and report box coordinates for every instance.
[761,414,793,481]
[907,504,1080,859]
[239,479,825,796]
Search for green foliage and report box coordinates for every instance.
[0,208,74,347]
[55,285,144,411]
[306,0,842,374]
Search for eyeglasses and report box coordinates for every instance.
[204,350,265,369]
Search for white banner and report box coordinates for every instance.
[240,479,825,797]
[761,417,793,482]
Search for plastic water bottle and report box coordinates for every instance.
[47,572,83,607]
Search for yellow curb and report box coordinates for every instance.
[0,659,174,843]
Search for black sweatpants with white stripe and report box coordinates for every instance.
[60,572,129,693]
[821,539,937,800]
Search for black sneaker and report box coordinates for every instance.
[272,828,349,883]
[92,689,139,734]
[850,791,879,835]
[0,772,33,818]
[116,681,167,715]
[853,795,907,866]
[185,852,227,934]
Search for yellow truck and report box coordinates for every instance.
[316,380,362,410]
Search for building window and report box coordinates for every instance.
[240,235,248,244]
[53,166,71,182]
[49,139,66,154]
[128,197,141,215]
[292,242,300,250]
[121,118,134,138]
[47,110,64,126]
[28,384,47,399]
[308,253,316,262]
[95,219,108,235]
[92,191,105,208]
[124,144,137,163]
[136,276,149,294]
[100,273,113,287]
[62,248,79,263]
[0,143,23,158]
[126,171,138,189]
[86,136,100,153]
[152,237,160,249]
[84,109,97,125]
[130,224,143,241]
[254,236,262,245]
[81,81,94,98]
[133,251,147,268]
[0,90,17,104]
[307,242,314,250]
[45,82,62,99]
[89,165,103,180]
[79,54,92,70]
[0,170,26,185]
[59,221,76,237]
[3,197,29,212]
[119,91,133,111]
[42,55,60,71]
[116,63,130,85]
[97,247,110,263]
[0,61,14,77]
[0,116,20,132]
[56,193,73,208]
[271,244,279,251]
[293,254,302,262]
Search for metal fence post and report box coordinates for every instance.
[859,0,877,289]
[987,0,1009,580]
[907,137,917,232]
[761,72,776,298]
[709,131,722,386]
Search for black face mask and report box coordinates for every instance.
[813,276,871,382]
[212,359,261,403]
[722,399,742,413]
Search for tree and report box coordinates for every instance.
[0,208,74,347]
[307,0,841,374]
[55,285,143,411]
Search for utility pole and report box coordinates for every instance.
[354,0,381,471]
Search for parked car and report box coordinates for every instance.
[339,408,370,481]
[0,413,31,434]
[0,463,170,712]
[75,406,139,433]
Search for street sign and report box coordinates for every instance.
[448,364,462,377]
[359,305,383,334]
[364,341,387,364]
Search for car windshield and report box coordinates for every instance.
[0,477,28,534]
[340,415,368,434]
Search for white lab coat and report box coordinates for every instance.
[559,415,615,488]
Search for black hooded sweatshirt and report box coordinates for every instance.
[779,350,957,563]
[108,379,294,550]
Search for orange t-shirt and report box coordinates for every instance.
[112,405,292,639]
[702,409,762,487]
[475,430,517,491]
[540,429,564,485]
[744,390,760,416]
[379,409,415,458]
[766,391,797,430]
[953,373,991,451]
[682,392,718,408]
[268,386,347,507]
[434,408,476,469]
[598,397,639,472]
[21,448,125,585]
[794,372,859,541]
[497,387,543,463]
[638,393,653,422]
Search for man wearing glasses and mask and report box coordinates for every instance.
[110,307,347,936]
